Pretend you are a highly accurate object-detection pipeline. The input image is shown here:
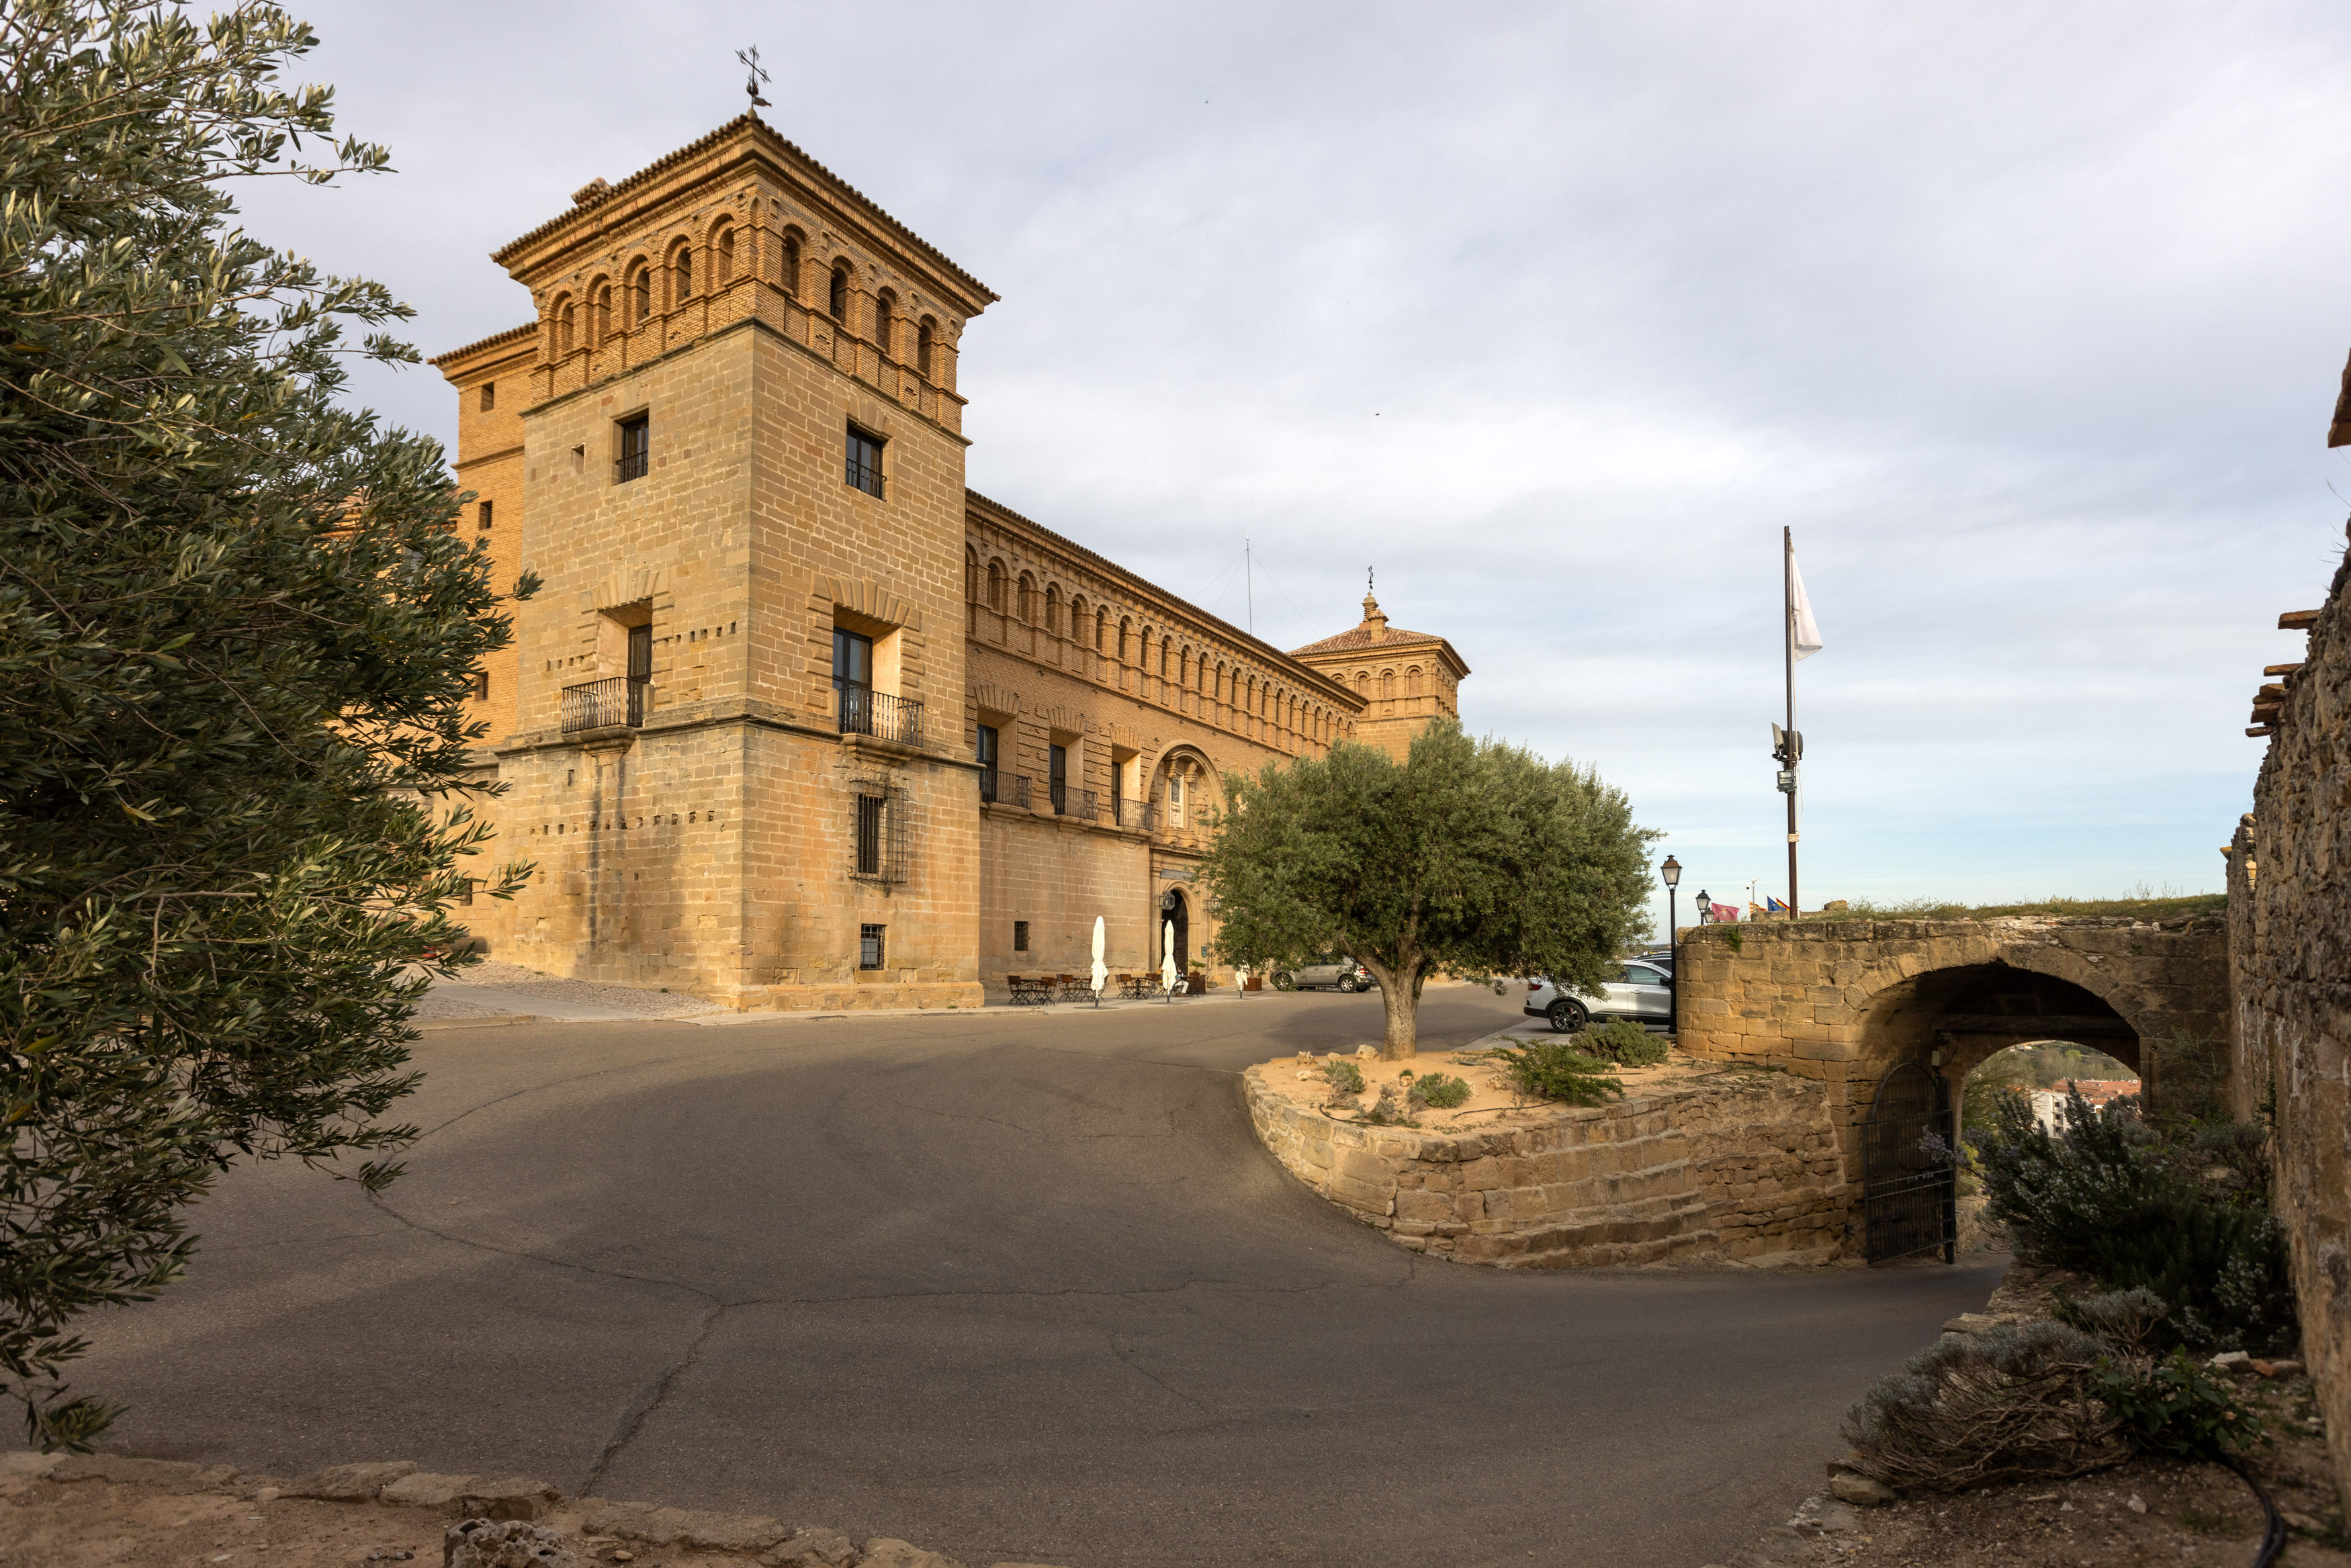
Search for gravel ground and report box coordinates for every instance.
[411,960,725,1020]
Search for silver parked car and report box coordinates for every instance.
[1279,954,1376,992]
[1523,959,1672,1032]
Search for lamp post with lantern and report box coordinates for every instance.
[1660,854,1683,1038]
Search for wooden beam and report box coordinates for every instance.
[2280,610,2321,631]
[2265,663,2304,677]
[2248,726,2277,737]
[2259,683,2287,699]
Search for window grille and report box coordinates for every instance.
[617,414,650,482]
[1013,920,1029,952]
[860,923,886,970]
[850,778,907,885]
[845,424,884,498]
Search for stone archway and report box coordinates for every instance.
[1159,886,1191,974]
[1675,915,2228,1208]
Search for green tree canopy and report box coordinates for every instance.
[1198,721,1656,1058]
[0,0,529,1448]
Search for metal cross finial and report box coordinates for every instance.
[1367,566,1374,595]
[737,45,772,109]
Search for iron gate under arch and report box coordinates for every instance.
[1863,1059,1956,1264]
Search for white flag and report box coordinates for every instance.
[1789,551,1824,661]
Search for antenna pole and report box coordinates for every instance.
[1245,539,1253,635]
[1785,526,1799,921]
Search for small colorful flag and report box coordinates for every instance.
[1710,903,1740,923]
[1766,896,1789,913]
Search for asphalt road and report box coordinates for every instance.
[70,986,1999,1567]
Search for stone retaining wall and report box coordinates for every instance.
[1242,1063,1849,1266]
[2229,524,2351,1511]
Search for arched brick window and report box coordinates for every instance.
[555,297,576,355]
[629,263,651,325]
[1406,665,1423,699]
[830,263,850,323]
[589,281,611,346]
[1069,594,1087,639]
[715,225,736,281]
[917,316,936,378]
[986,561,1006,612]
[1380,670,1395,701]
[1118,617,1133,660]
[873,288,896,357]
[671,241,693,305]
[781,233,803,298]
[965,549,979,604]
[1095,608,1108,651]
[1044,584,1061,635]
[1017,572,1036,622]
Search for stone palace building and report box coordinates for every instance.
[431,115,1469,1009]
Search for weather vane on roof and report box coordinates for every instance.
[737,44,772,109]
[1367,566,1374,595]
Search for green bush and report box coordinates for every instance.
[1576,1018,1667,1066]
[1415,1072,1472,1109]
[2093,1349,2265,1459]
[1320,1058,1365,1095]
[1968,1088,2297,1353]
[1492,1038,1624,1107]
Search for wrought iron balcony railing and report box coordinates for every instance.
[562,676,648,733]
[979,768,1030,809]
[616,448,649,483]
[837,686,924,746]
[1112,796,1154,831]
[1051,784,1098,821]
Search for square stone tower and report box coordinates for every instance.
[435,115,997,1008]
[1288,592,1470,762]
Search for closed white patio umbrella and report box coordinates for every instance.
[1090,915,1108,1005]
[1161,919,1178,996]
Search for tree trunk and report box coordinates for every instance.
[1374,961,1420,1059]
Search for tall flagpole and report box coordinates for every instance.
[1784,527,1799,920]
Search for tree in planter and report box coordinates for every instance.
[0,1,531,1448]
[1198,721,1655,1059]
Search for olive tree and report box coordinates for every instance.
[1198,721,1656,1059]
[0,1,530,1448]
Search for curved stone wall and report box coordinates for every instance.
[1241,1063,1849,1268]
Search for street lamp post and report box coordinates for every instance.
[1660,854,1682,1038]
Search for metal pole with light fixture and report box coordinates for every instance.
[1660,854,1682,1037]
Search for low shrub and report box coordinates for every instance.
[1969,1088,2296,1353]
[1415,1072,1472,1109]
[2093,1349,2265,1459]
[1320,1058,1364,1097]
[2055,1289,2170,1355]
[1842,1322,2128,1491]
[1491,1038,1624,1107]
[1575,1017,1667,1066]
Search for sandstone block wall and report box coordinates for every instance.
[1675,916,2229,1182]
[1243,1065,1849,1267]
[2229,541,2351,1509]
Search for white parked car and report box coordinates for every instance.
[1523,959,1673,1032]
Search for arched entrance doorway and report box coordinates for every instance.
[1857,961,2143,1262]
[1159,887,1190,975]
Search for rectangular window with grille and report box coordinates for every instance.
[845,424,884,498]
[850,780,905,884]
[860,924,885,970]
[1014,920,1029,952]
[617,414,650,482]
[856,793,884,876]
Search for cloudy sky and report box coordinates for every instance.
[245,1,2351,927]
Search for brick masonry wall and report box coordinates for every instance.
[1242,1064,1849,1266]
[2229,541,2351,1510]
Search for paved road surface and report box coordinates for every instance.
[71,986,1998,1567]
